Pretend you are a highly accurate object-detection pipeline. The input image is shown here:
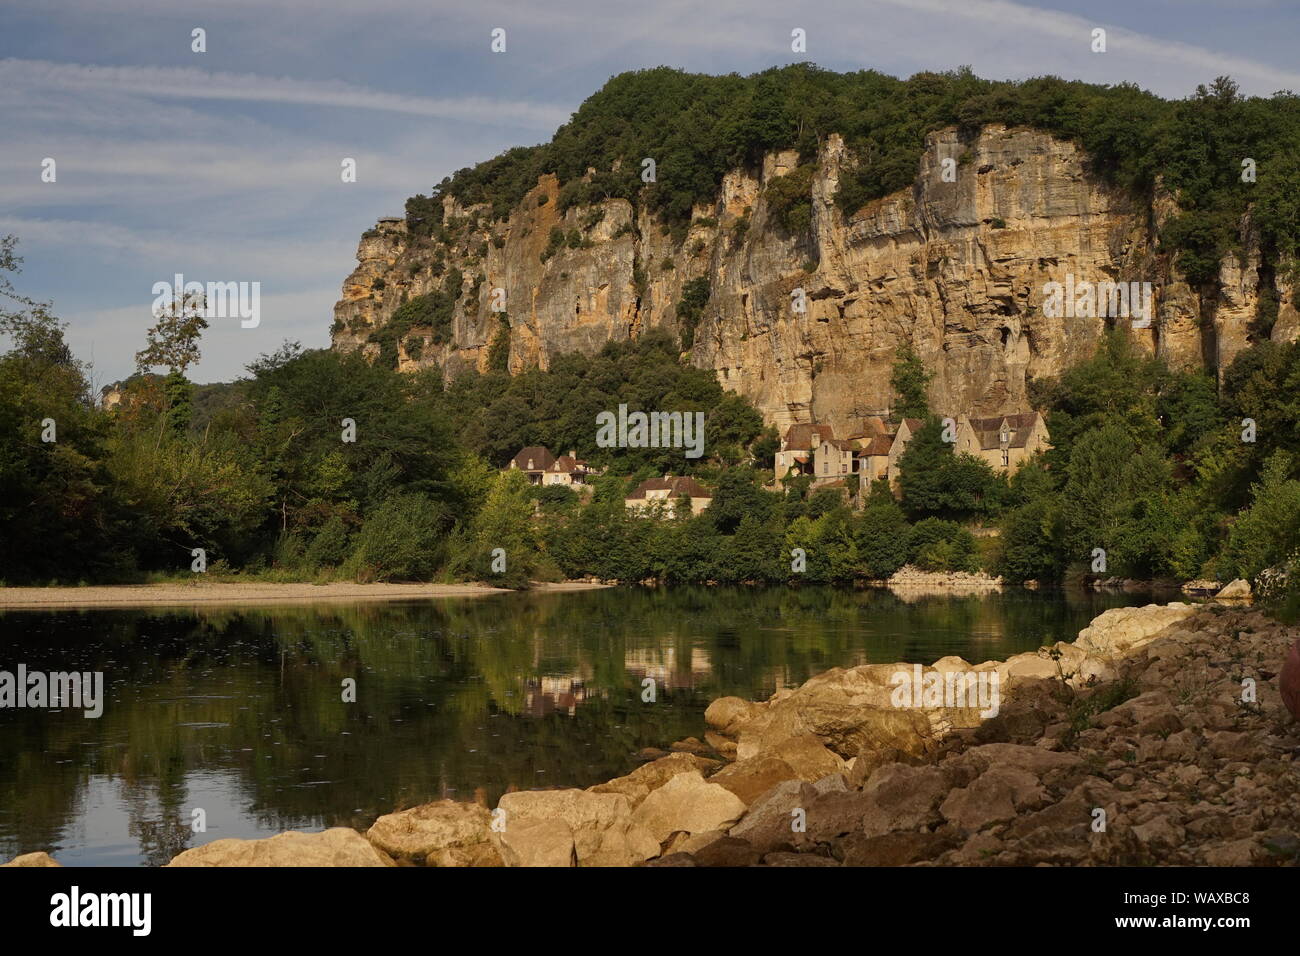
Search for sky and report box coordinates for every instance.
[2,0,1298,389]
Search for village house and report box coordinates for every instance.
[855,434,896,484]
[813,437,859,481]
[953,412,1051,472]
[507,446,595,485]
[774,423,835,485]
[884,418,926,486]
[507,446,555,484]
[625,475,713,516]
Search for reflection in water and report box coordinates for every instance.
[0,585,1144,866]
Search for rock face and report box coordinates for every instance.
[166,828,396,867]
[332,126,1296,436]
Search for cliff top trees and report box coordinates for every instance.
[423,65,1300,283]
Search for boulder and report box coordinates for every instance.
[768,734,847,781]
[704,696,763,736]
[630,771,747,843]
[588,752,720,807]
[729,780,817,854]
[939,766,1045,831]
[708,755,799,806]
[1216,579,1252,600]
[1074,603,1196,659]
[2,851,61,867]
[493,817,577,867]
[839,830,957,866]
[859,764,951,837]
[497,789,658,867]
[366,800,500,866]
[692,836,762,867]
[167,828,396,867]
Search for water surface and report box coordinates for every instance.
[0,585,1146,865]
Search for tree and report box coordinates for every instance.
[890,346,931,418]
[136,291,209,377]
[855,499,912,578]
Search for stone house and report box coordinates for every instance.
[625,476,713,516]
[885,418,926,485]
[542,452,596,486]
[508,446,557,484]
[774,423,836,484]
[953,412,1050,472]
[855,434,896,484]
[813,437,859,481]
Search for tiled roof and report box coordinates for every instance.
[782,423,835,449]
[857,435,895,456]
[510,446,555,471]
[627,476,712,500]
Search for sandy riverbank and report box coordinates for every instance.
[0,580,611,610]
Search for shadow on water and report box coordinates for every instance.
[0,585,1147,865]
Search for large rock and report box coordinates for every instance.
[729,780,817,855]
[1074,603,1197,659]
[366,800,500,866]
[939,766,1045,831]
[859,764,951,837]
[708,755,799,806]
[167,828,396,867]
[2,851,61,867]
[630,771,747,843]
[496,789,659,867]
[1215,579,1252,600]
[493,818,577,867]
[588,752,720,807]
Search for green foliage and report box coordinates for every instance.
[855,498,912,578]
[1218,452,1300,580]
[763,163,817,234]
[675,277,710,349]
[304,515,352,570]
[907,518,978,572]
[890,346,931,418]
[348,493,446,581]
[487,315,511,372]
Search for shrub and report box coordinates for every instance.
[348,493,445,581]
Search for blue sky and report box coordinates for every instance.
[3,0,1298,387]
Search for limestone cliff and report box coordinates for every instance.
[331,125,1298,436]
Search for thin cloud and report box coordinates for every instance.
[0,58,573,130]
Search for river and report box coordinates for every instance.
[0,585,1150,865]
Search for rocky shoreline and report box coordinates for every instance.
[6,600,1298,868]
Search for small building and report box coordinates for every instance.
[508,446,557,484]
[813,437,859,480]
[542,452,596,486]
[625,475,713,517]
[954,412,1050,472]
[775,423,836,484]
[855,434,896,484]
[885,418,926,485]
